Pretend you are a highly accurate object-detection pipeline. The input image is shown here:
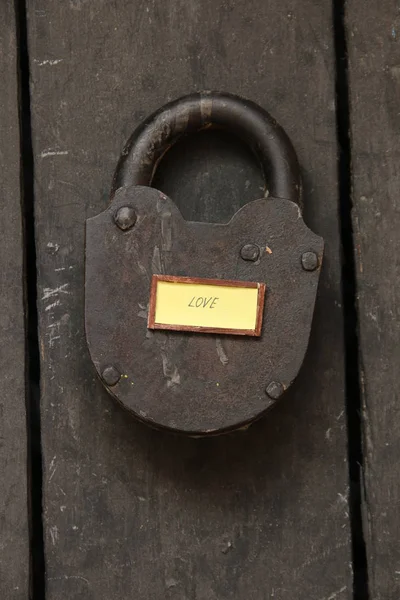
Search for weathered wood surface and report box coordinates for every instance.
[347,3,400,598]
[28,2,351,598]
[0,2,29,598]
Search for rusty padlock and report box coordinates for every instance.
[85,92,323,435]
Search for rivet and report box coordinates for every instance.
[266,381,284,400]
[114,206,137,231]
[101,365,121,387]
[301,251,319,271]
[240,244,260,262]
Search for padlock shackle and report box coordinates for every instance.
[113,92,301,204]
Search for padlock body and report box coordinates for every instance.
[85,186,323,435]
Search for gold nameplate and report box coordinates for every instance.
[148,275,266,336]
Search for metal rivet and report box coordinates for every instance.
[240,244,260,262]
[114,206,137,231]
[265,381,284,400]
[301,251,319,271]
[101,365,121,387]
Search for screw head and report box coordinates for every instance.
[114,206,137,231]
[301,251,319,271]
[101,365,121,387]
[240,244,260,262]
[266,381,284,400]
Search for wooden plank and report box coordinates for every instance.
[0,2,29,598]
[27,2,351,598]
[347,3,400,597]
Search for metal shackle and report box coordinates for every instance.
[112,91,302,205]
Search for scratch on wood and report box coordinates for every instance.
[47,241,60,252]
[48,575,89,585]
[48,333,60,348]
[45,300,61,311]
[42,283,70,300]
[326,586,347,600]
[40,149,69,158]
[49,525,59,545]
[296,541,347,573]
[49,455,57,481]
[34,59,63,66]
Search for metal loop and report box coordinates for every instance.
[112,91,301,204]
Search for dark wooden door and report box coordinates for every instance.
[4,1,398,599]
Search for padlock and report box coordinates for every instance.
[85,92,323,435]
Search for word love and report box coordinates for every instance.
[188,296,219,309]
[148,275,265,336]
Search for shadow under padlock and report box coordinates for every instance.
[85,91,323,436]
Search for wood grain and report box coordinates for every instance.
[27,1,351,598]
[0,2,29,597]
[347,3,400,597]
